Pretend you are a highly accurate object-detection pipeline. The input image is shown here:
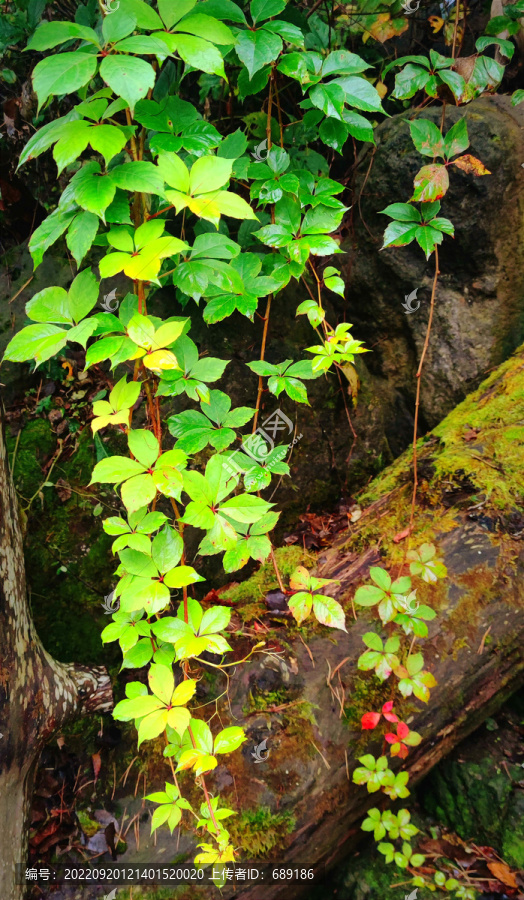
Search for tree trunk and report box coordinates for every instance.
[219,345,524,900]
[0,410,113,900]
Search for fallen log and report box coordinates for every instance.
[213,343,524,899]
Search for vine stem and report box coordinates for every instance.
[251,295,272,434]
[252,75,276,434]
[409,246,439,532]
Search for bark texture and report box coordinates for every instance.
[0,410,113,900]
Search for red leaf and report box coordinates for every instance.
[397,721,410,739]
[382,701,398,722]
[452,154,491,176]
[385,732,397,743]
[361,711,381,730]
[396,743,409,759]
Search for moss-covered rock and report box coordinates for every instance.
[418,693,524,869]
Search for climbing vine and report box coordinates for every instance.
[1,0,504,890]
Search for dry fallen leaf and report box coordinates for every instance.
[487,861,518,888]
[92,751,102,784]
[463,428,480,442]
[393,526,412,543]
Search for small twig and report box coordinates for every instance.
[309,739,331,770]
[297,631,315,667]
[477,624,491,654]
[8,275,33,304]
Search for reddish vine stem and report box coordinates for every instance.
[252,78,275,434]
[409,246,440,532]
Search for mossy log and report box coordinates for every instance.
[217,345,524,900]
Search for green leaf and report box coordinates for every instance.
[163,33,226,78]
[114,35,171,57]
[236,29,282,79]
[250,0,285,23]
[354,584,384,607]
[128,429,160,468]
[173,13,235,44]
[157,152,190,192]
[103,6,138,43]
[322,49,371,77]
[309,83,345,120]
[27,21,100,51]
[370,567,391,591]
[121,473,157,512]
[111,161,165,196]
[262,20,303,46]
[444,117,469,159]
[220,493,272,523]
[68,268,99,323]
[477,34,514,60]
[90,456,145,484]
[334,75,383,112]
[159,0,196,28]
[88,124,128,166]
[392,64,430,100]
[18,113,80,169]
[288,590,312,625]
[214,726,246,754]
[438,69,466,102]
[66,211,99,267]
[342,109,374,144]
[3,324,67,365]
[33,52,98,112]
[409,119,445,159]
[190,155,233,194]
[382,221,419,249]
[123,0,163,30]
[152,526,183,573]
[72,162,117,219]
[52,120,91,173]
[100,55,156,113]
[26,286,71,325]
[319,118,349,153]
[200,605,230,634]
[380,203,421,223]
[28,205,77,268]
[312,594,346,631]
